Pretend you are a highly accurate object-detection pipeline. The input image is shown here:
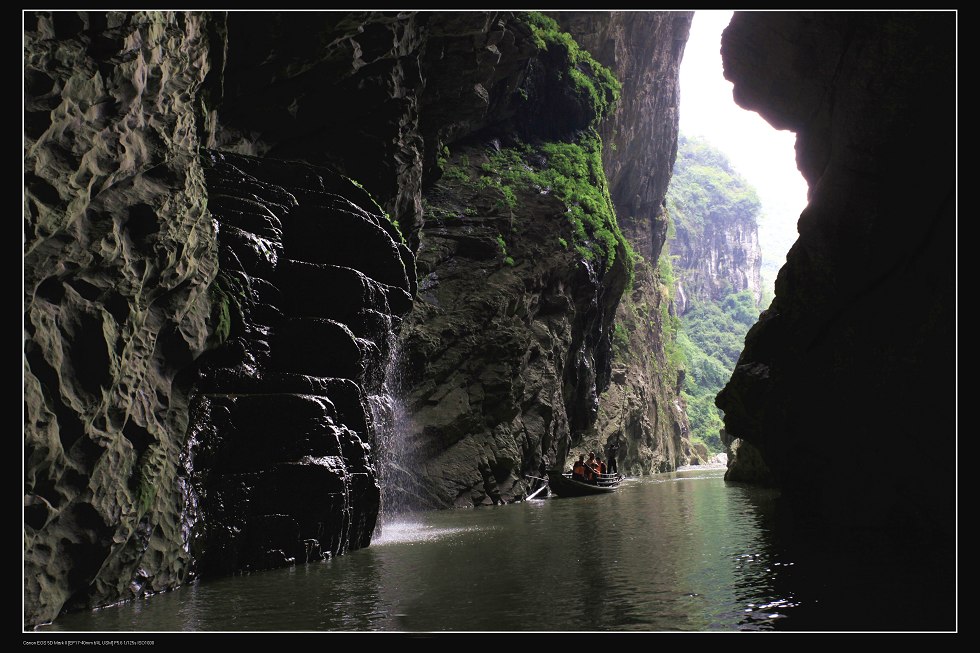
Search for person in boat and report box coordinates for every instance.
[586,452,601,484]
[607,441,620,474]
[572,455,588,481]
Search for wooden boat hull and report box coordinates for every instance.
[546,470,621,497]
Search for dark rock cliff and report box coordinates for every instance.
[387,12,698,506]
[199,11,636,508]
[716,12,955,548]
[206,12,428,233]
[207,12,545,245]
[182,151,413,577]
[398,162,626,506]
[558,12,701,474]
[24,10,416,626]
[394,13,629,506]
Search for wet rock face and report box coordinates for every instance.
[185,151,414,576]
[24,11,217,627]
[559,12,700,474]
[398,164,625,507]
[23,9,417,625]
[716,13,955,540]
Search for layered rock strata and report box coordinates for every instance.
[182,151,414,576]
[23,10,416,626]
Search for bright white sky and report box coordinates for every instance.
[678,10,808,278]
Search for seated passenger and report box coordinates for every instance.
[572,455,587,481]
[586,452,600,484]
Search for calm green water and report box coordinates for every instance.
[39,468,953,632]
[45,469,799,632]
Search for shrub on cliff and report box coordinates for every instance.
[513,12,622,140]
[520,12,621,121]
[479,132,634,279]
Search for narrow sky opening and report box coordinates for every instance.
[678,10,808,293]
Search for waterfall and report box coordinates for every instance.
[366,313,414,531]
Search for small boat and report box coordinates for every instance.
[546,469,623,497]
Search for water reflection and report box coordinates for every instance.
[372,522,487,546]
[43,470,808,632]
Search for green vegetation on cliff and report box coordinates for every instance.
[479,133,633,275]
[433,14,631,277]
[666,135,764,452]
[668,135,761,234]
[677,289,759,449]
[520,12,622,119]
[438,133,633,277]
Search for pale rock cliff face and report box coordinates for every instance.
[666,132,764,317]
[671,205,763,316]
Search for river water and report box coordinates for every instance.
[40,468,953,632]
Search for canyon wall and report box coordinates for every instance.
[26,10,955,629]
[25,11,218,626]
[668,134,763,315]
[25,10,696,623]
[559,12,701,474]
[716,13,955,545]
